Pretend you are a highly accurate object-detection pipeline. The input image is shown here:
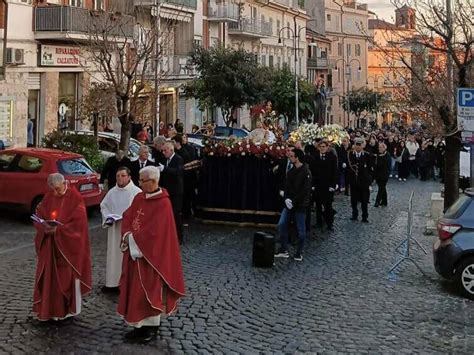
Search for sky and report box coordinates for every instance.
[364,0,397,21]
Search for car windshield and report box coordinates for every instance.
[444,195,471,219]
[58,158,95,176]
[129,139,141,158]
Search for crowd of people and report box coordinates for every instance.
[273,126,446,262]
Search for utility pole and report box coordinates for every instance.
[294,16,299,126]
[153,0,162,137]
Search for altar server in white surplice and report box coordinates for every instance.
[100,166,141,293]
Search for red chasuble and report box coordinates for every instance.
[118,189,185,324]
[33,187,92,321]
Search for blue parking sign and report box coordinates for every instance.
[457,88,474,132]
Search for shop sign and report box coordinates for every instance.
[40,45,82,67]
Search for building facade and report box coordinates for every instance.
[306,0,369,127]
[194,0,309,129]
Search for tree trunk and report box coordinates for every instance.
[117,97,131,155]
[93,113,99,143]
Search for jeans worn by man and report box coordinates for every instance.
[274,148,312,262]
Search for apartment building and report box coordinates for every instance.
[0,0,197,147]
[193,0,309,128]
[306,0,369,127]
[368,6,417,127]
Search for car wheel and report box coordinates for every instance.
[455,257,474,300]
[30,196,43,215]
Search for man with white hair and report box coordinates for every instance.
[130,145,154,186]
[100,167,141,293]
[118,166,185,343]
[32,173,92,321]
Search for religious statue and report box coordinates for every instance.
[313,77,327,126]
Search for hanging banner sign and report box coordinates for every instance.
[40,45,82,67]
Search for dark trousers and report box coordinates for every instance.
[375,179,388,206]
[408,159,418,178]
[315,189,334,228]
[351,186,369,220]
[170,194,183,244]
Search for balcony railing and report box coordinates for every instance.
[134,0,197,9]
[145,55,196,79]
[35,6,135,38]
[228,18,272,37]
[265,0,305,9]
[307,57,328,69]
[208,2,239,22]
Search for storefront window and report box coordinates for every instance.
[58,73,77,131]
[0,99,13,147]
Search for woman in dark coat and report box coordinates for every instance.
[374,143,391,207]
[397,140,410,181]
[416,141,435,181]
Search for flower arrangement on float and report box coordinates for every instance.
[289,123,348,146]
[318,124,350,145]
[288,123,320,145]
[201,137,287,160]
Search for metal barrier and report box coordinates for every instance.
[388,191,428,276]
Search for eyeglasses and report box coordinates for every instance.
[139,179,153,184]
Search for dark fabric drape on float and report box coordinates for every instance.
[196,156,281,225]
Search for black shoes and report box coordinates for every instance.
[350,217,358,221]
[374,203,380,208]
[124,327,157,343]
[101,286,120,294]
[362,219,369,223]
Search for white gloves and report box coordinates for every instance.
[329,187,335,192]
[279,190,284,197]
[342,163,347,169]
[369,186,373,192]
[285,199,293,210]
[158,163,164,172]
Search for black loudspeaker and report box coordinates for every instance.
[252,232,275,268]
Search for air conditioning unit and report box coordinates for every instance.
[6,48,25,65]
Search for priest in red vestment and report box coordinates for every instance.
[118,165,185,343]
[32,173,92,321]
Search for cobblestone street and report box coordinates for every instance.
[1,179,473,354]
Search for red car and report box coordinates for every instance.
[0,148,104,213]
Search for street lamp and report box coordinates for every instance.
[333,57,362,128]
[278,18,315,127]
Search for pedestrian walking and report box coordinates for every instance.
[118,166,185,343]
[312,140,338,231]
[100,167,141,293]
[32,173,92,321]
[373,143,391,207]
[158,141,184,244]
[347,138,373,223]
[274,148,312,262]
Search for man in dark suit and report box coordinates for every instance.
[311,140,338,231]
[158,141,184,244]
[347,137,373,223]
[100,150,131,191]
[130,145,154,186]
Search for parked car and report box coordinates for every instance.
[68,130,144,161]
[433,188,474,299]
[0,148,104,214]
[187,126,249,143]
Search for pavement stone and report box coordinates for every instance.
[0,178,473,353]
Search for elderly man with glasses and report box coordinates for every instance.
[118,166,185,344]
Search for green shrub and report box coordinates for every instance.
[42,131,104,173]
